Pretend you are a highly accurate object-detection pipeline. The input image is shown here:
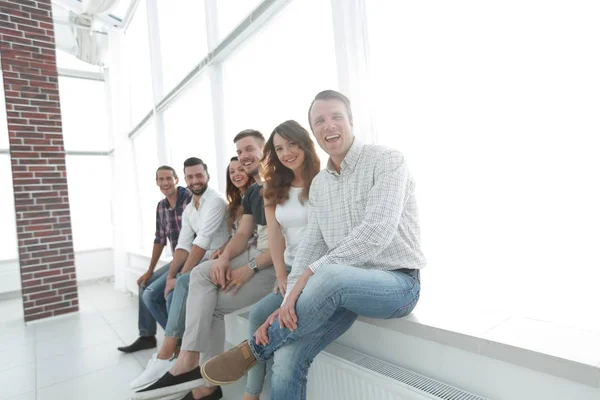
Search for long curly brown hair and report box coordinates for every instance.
[262,120,320,207]
[225,157,254,232]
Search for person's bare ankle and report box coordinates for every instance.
[192,385,216,398]
[157,338,178,360]
[243,393,260,400]
[170,350,199,375]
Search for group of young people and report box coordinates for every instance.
[117,90,426,400]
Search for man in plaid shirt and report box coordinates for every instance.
[118,165,192,354]
[202,90,426,400]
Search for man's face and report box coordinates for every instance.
[184,164,209,196]
[156,170,178,197]
[309,98,354,159]
[236,136,263,177]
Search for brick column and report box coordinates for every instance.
[0,0,78,322]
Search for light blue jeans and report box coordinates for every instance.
[141,263,173,332]
[138,263,171,336]
[248,264,421,400]
[245,265,291,396]
[164,272,190,338]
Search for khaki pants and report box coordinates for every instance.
[181,246,276,366]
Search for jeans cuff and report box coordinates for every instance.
[244,387,262,397]
[249,339,268,363]
[139,330,156,337]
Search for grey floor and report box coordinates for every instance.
[0,281,249,400]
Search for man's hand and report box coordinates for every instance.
[137,270,153,287]
[274,272,288,296]
[223,265,254,295]
[210,257,231,288]
[164,277,176,299]
[254,308,280,346]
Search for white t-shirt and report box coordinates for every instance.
[275,186,308,268]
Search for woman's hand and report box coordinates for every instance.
[254,308,280,345]
[274,271,288,296]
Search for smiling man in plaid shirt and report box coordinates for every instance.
[201,90,426,400]
[117,165,192,354]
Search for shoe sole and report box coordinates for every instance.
[200,357,239,386]
[131,378,204,400]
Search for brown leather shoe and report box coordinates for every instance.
[201,341,257,385]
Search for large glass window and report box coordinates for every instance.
[132,123,162,254]
[217,0,263,42]
[162,75,217,187]
[157,0,207,95]
[366,0,600,329]
[65,155,113,251]
[222,0,338,161]
[59,77,110,151]
[126,0,153,127]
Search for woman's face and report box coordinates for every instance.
[229,160,250,189]
[273,133,306,173]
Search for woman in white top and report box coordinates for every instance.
[243,120,320,400]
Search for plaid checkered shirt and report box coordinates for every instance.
[154,186,193,253]
[286,138,426,294]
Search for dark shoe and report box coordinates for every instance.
[180,386,222,400]
[132,367,203,399]
[117,336,157,353]
[201,341,257,386]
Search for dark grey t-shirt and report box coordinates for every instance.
[242,183,268,251]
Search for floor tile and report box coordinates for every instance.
[35,324,124,361]
[4,392,35,400]
[36,340,136,389]
[37,359,143,400]
[0,341,36,373]
[0,364,36,400]
[34,312,107,343]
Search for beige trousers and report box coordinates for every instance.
[181,246,276,365]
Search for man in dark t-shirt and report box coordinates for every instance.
[134,130,277,399]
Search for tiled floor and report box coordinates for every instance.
[0,282,247,400]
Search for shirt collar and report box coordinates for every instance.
[164,186,189,210]
[325,137,364,175]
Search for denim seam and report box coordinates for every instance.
[297,312,356,400]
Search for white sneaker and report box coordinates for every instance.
[130,353,176,390]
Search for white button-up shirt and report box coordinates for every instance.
[287,138,426,293]
[175,186,229,256]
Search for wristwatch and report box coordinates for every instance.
[248,259,259,273]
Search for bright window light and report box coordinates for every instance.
[366,0,600,331]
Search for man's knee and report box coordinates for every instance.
[175,272,190,291]
[191,259,215,282]
[141,285,158,309]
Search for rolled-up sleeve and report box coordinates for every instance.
[175,205,194,253]
[192,197,227,251]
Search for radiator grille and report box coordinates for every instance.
[307,343,491,400]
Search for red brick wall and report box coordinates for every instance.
[0,0,78,321]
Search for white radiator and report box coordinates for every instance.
[306,343,491,400]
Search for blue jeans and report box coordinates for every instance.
[245,265,292,396]
[138,263,170,336]
[249,265,421,400]
[164,272,190,338]
[142,263,174,332]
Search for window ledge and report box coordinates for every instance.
[359,305,600,388]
